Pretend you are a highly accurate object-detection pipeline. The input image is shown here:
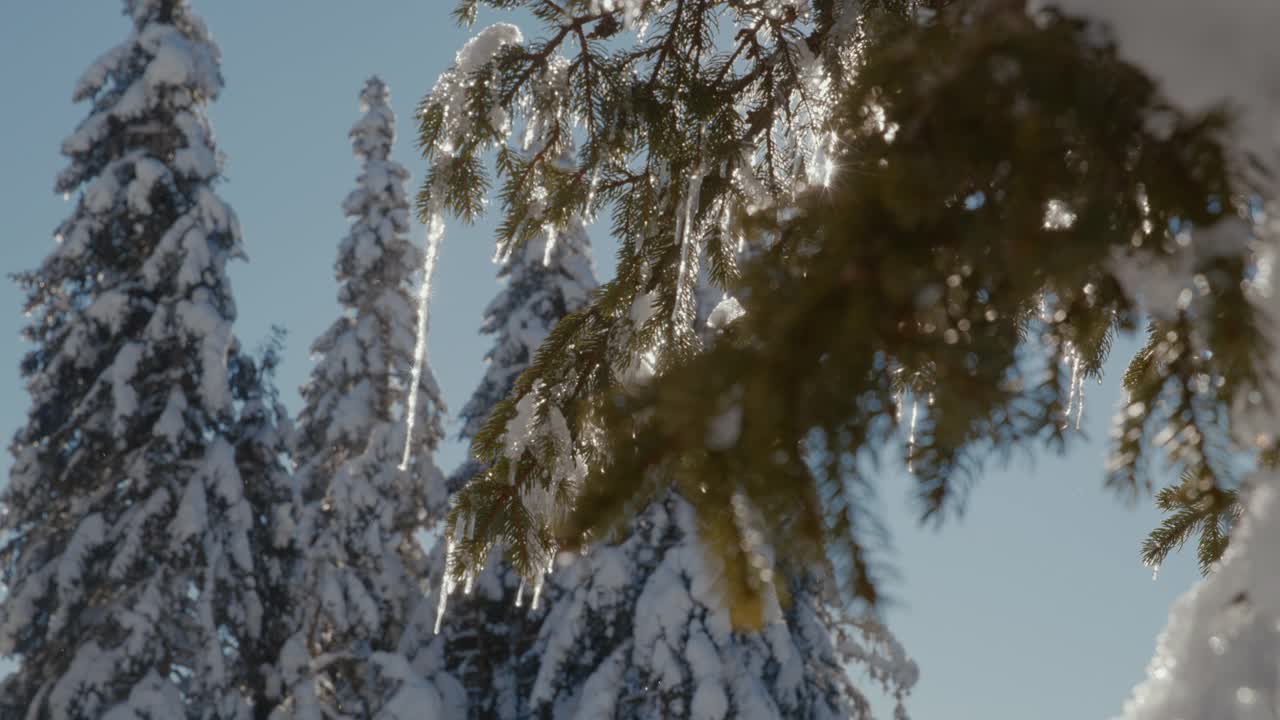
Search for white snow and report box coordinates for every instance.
[1034,0,1280,183]
[706,296,745,330]
[154,387,188,443]
[424,23,524,157]
[1118,472,1280,720]
[1071,3,1280,708]
[125,158,167,214]
[107,342,143,432]
[169,477,209,544]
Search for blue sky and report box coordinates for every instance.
[0,3,1199,718]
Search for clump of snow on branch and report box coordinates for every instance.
[402,23,526,470]
[1117,218,1280,719]
[422,22,524,159]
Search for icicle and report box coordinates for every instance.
[584,165,602,219]
[493,237,515,265]
[718,199,736,260]
[463,568,475,596]
[893,367,906,425]
[1064,348,1082,429]
[401,206,446,471]
[542,223,559,267]
[514,578,525,608]
[672,165,706,332]
[433,535,456,635]
[529,572,545,612]
[907,400,918,473]
[1075,369,1087,431]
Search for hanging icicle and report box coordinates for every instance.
[401,204,446,471]
[1075,368,1086,430]
[893,367,906,425]
[542,222,559,267]
[1063,345,1084,430]
[672,164,706,333]
[433,534,457,635]
[529,572,545,612]
[514,578,525,608]
[907,400,919,473]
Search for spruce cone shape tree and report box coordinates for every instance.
[274,76,457,719]
[0,0,291,716]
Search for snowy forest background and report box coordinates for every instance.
[6,1,1278,718]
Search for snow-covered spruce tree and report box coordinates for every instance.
[0,1,287,716]
[274,76,457,719]
[405,2,917,718]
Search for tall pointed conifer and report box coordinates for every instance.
[0,1,281,716]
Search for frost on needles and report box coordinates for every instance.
[419,1,1277,717]
[411,1,918,718]
[0,0,293,716]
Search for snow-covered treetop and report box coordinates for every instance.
[352,76,397,161]
[64,0,225,192]
[527,494,918,719]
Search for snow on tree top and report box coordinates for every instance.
[351,76,397,162]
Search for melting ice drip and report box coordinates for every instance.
[1063,344,1086,431]
[400,210,445,471]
